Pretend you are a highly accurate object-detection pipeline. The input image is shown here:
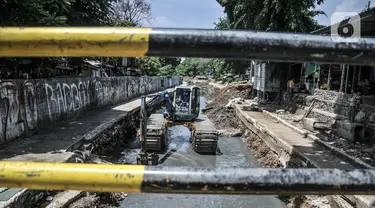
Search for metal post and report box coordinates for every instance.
[327,65,332,90]
[140,96,147,152]
[300,63,304,90]
[345,65,350,93]
[317,64,321,89]
[352,66,357,92]
[340,64,346,92]
[312,64,316,94]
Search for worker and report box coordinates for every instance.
[305,75,312,93]
[287,79,295,93]
[320,79,328,90]
[182,91,190,103]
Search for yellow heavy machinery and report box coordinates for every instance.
[137,85,219,165]
[0,27,375,195]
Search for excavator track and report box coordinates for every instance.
[145,114,166,152]
[144,113,218,154]
[191,114,219,154]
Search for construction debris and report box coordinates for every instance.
[225,97,245,109]
[203,83,252,129]
[218,129,243,137]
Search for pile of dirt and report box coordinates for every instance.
[242,130,282,168]
[204,83,252,129]
[68,192,125,208]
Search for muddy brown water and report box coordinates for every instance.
[115,97,286,208]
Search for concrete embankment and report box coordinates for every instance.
[202,81,375,208]
[0,76,181,146]
[0,88,176,208]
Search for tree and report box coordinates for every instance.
[216,0,325,32]
[214,17,231,30]
[157,65,174,76]
[175,58,220,77]
[0,0,73,26]
[138,57,161,76]
[67,0,114,26]
[159,58,181,69]
[213,0,326,79]
[0,0,115,26]
[0,0,117,78]
[110,0,152,26]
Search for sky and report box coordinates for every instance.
[144,0,375,28]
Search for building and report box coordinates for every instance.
[251,61,283,101]
[299,8,375,97]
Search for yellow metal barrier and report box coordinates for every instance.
[1,161,375,195]
[0,161,144,193]
[1,27,375,65]
[0,27,151,57]
[1,27,375,195]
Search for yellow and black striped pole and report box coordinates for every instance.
[1,161,375,195]
[1,27,375,65]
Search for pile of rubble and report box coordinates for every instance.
[204,83,252,130]
[267,91,375,167]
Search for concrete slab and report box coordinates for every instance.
[235,104,354,169]
[46,191,84,208]
[336,120,365,143]
[303,118,317,132]
[235,103,375,208]
[0,189,23,202]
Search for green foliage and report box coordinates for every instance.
[216,0,325,32]
[0,0,154,78]
[174,58,228,79]
[138,57,162,76]
[176,58,201,77]
[157,65,174,76]
[137,57,181,76]
[213,0,327,79]
[104,18,137,27]
[214,17,231,30]
[159,58,181,69]
[0,0,114,26]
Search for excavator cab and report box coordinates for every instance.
[173,86,200,121]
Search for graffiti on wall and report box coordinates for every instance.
[44,80,92,121]
[0,81,24,143]
[0,76,181,144]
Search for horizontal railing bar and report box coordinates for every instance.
[0,27,375,65]
[0,161,375,195]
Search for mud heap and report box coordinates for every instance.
[204,83,252,129]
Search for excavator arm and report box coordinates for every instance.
[136,96,159,165]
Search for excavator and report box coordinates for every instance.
[137,85,219,165]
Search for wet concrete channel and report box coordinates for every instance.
[109,96,286,208]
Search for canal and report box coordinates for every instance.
[114,97,286,208]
